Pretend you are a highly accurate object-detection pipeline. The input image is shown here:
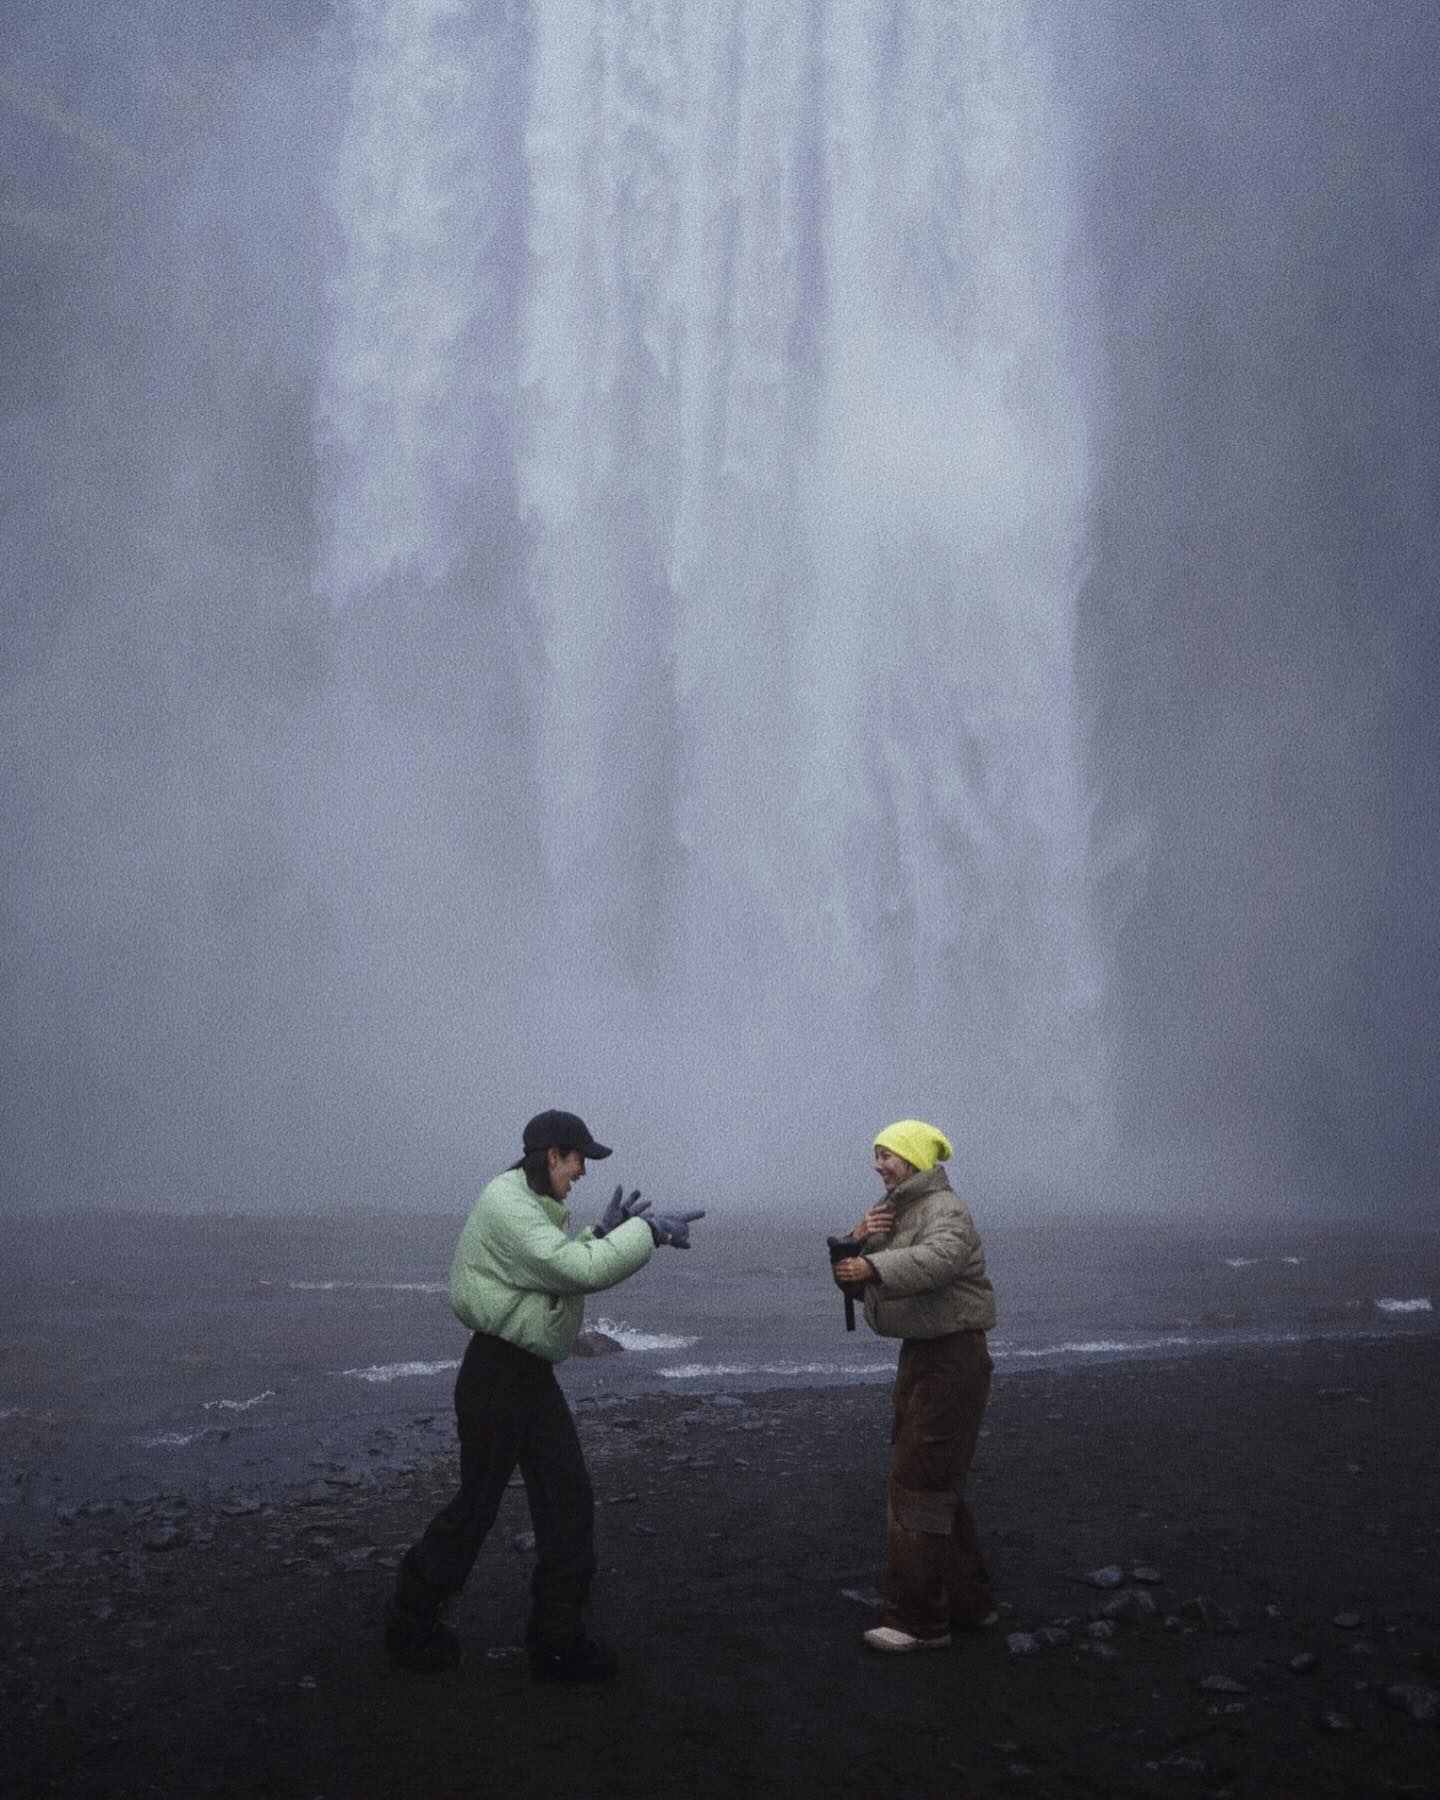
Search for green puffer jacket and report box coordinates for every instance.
[859,1165,996,1340]
[449,1168,655,1363]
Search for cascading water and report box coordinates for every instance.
[318,0,1103,1186]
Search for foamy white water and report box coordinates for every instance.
[590,1317,698,1354]
[658,1361,896,1382]
[202,1391,276,1413]
[1375,1297,1432,1313]
[997,1336,1197,1360]
[338,1359,460,1384]
[289,1280,447,1293]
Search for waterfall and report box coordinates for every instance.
[317,0,520,600]
[319,0,1103,1180]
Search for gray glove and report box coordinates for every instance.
[647,1209,706,1249]
[594,1185,650,1238]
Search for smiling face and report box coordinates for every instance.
[547,1148,587,1202]
[873,1144,916,1192]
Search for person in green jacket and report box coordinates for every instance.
[384,1109,704,1680]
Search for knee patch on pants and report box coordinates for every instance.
[890,1485,959,1536]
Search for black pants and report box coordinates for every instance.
[409,1333,596,1610]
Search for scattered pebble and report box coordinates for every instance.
[323,1468,367,1489]
[1150,1754,1208,1775]
[1006,1633,1041,1657]
[1316,1710,1355,1733]
[1197,1674,1249,1694]
[1098,1588,1157,1622]
[1386,1684,1439,1724]
[1084,1565,1126,1589]
[1288,1652,1320,1674]
[1332,1612,1363,1630]
[1181,1596,1240,1632]
[511,1531,536,1554]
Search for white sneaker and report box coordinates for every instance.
[862,1626,952,1653]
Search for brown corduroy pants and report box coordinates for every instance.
[883,1329,995,1638]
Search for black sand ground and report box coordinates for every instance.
[4,1335,1438,1799]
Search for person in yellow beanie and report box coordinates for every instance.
[831,1119,998,1652]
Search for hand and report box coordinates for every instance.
[856,1205,895,1239]
[832,1256,875,1286]
[595,1185,650,1238]
[648,1209,706,1249]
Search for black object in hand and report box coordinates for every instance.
[827,1233,864,1332]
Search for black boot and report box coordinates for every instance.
[526,1599,617,1684]
[384,1549,462,1672]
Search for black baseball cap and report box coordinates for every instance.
[521,1110,612,1160]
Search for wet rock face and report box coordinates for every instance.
[572,1332,624,1358]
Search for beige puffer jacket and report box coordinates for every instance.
[859,1165,996,1340]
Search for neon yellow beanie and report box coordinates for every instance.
[873,1119,953,1173]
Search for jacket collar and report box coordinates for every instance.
[889,1164,952,1214]
[503,1165,569,1228]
